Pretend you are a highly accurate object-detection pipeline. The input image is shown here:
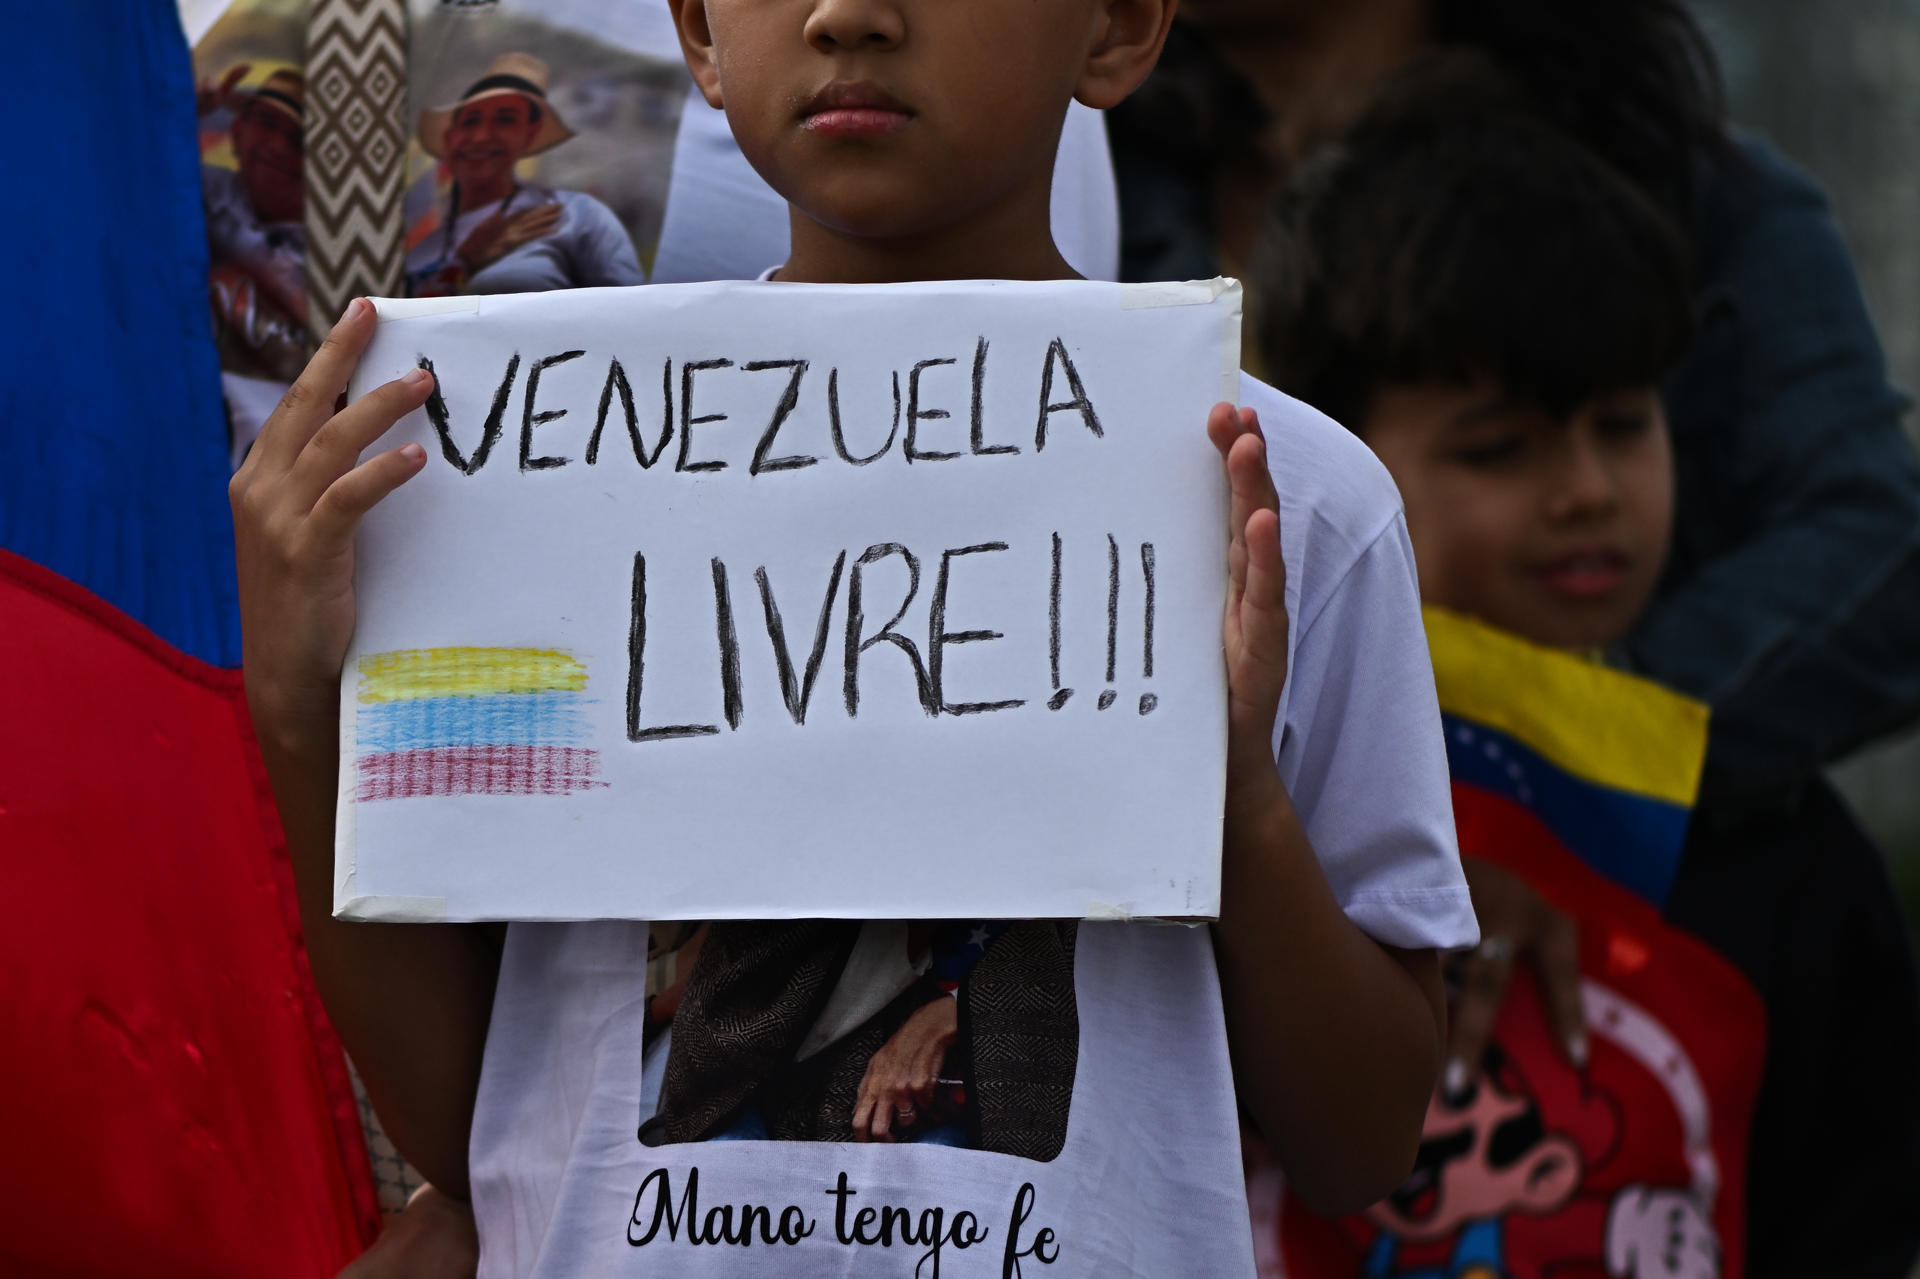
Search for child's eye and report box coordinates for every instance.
[1595,412,1652,438]
[1451,435,1528,466]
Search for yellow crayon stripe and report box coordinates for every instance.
[1423,607,1708,808]
[357,647,588,703]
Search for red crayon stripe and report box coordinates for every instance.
[357,745,605,801]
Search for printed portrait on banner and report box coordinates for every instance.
[191,0,691,466]
[404,0,687,296]
[192,0,309,468]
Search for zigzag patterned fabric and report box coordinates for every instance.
[304,0,408,333]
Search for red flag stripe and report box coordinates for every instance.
[355,745,605,800]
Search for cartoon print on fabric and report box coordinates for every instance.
[1364,1041,1593,1266]
[1342,986,1720,1279]
[1276,855,1762,1279]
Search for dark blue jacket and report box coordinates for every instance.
[1635,136,1920,801]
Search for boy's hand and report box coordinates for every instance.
[1445,856,1586,1095]
[1207,403,1289,776]
[230,299,432,743]
[336,1186,478,1279]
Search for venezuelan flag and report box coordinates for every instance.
[353,647,604,801]
[1425,608,1709,906]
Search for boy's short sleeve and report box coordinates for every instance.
[1276,512,1480,952]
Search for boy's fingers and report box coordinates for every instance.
[307,443,428,547]
[1225,433,1275,588]
[255,298,375,469]
[1445,946,1514,1096]
[288,368,434,507]
[1235,507,1290,709]
[1241,508,1287,618]
[1537,914,1588,1068]
[1233,416,1280,512]
[1206,401,1242,460]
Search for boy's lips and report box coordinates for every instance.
[801,80,914,137]
[1532,548,1631,597]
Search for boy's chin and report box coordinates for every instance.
[797,196,968,247]
[1505,609,1636,655]
[774,163,1005,244]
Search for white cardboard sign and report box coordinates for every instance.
[338,279,1239,922]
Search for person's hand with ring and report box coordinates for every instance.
[851,996,958,1142]
[1445,857,1586,1097]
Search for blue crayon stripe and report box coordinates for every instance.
[357,692,591,754]
[1444,714,1692,907]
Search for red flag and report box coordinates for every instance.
[0,550,377,1276]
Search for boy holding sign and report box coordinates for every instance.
[230,0,1476,1273]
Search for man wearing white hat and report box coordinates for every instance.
[199,65,311,465]
[405,52,645,296]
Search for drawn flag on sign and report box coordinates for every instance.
[354,647,605,800]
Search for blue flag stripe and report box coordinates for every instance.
[358,692,591,754]
[1444,714,1692,906]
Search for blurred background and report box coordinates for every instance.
[1695,0,1920,930]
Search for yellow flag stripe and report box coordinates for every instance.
[357,647,588,703]
[1423,607,1708,807]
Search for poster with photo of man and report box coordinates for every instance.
[192,0,307,467]
[190,0,690,465]
[404,0,688,295]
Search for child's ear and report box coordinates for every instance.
[668,0,726,109]
[1076,0,1178,111]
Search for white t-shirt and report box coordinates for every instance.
[468,373,1477,1278]
[405,185,647,295]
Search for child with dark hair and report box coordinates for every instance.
[1261,63,1694,502]
[1258,70,1920,1278]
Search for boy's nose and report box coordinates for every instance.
[805,0,906,52]
[1545,437,1620,521]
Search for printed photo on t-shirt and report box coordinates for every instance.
[642,920,1081,1163]
[404,0,687,297]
